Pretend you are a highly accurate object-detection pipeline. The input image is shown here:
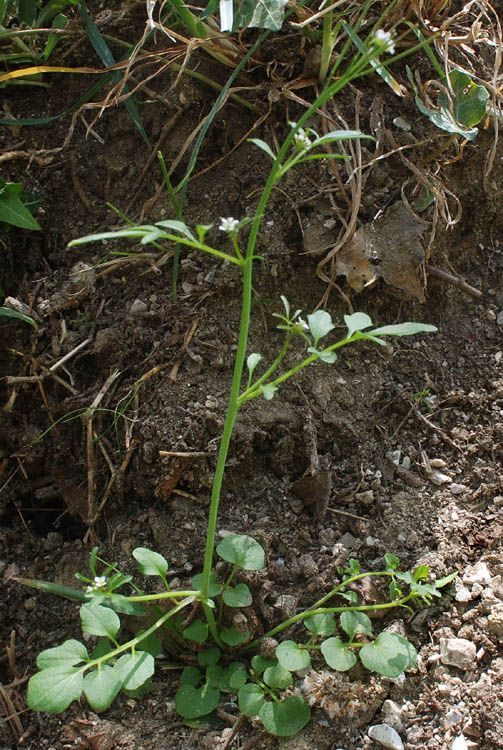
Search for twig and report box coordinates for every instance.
[159,450,212,457]
[411,405,462,453]
[327,507,368,522]
[49,337,91,372]
[426,265,482,298]
[220,713,246,750]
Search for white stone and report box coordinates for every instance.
[381,700,404,731]
[428,470,451,485]
[368,724,404,750]
[450,483,468,495]
[129,298,147,314]
[451,735,469,750]
[463,562,491,586]
[440,638,476,669]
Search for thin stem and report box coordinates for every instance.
[238,333,292,403]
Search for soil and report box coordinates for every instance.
[1,3,503,749]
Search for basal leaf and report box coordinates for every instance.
[339,611,372,640]
[263,665,292,689]
[304,612,336,637]
[321,637,357,671]
[248,138,276,160]
[183,619,209,643]
[220,625,250,646]
[238,683,265,717]
[344,312,373,338]
[222,582,252,607]
[360,632,417,677]
[259,696,311,736]
[192,572,221,597]
[217,534,265,570]
[276,640,311,672]
[368,322,437,337]
[438,70,488,128]
[197,647,221,667]
[307,310,334,345]
[175,683,220,719]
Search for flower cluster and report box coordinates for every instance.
[218,217,239,233]
[372,29,395,55]
[86,576,107,593]
[289,122,312,151]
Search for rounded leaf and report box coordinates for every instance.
[304,613,335,637]
[36,639,88,669]
[217,534,265,570]
[263,665,293,689]
[222,583,252,608]
[192,572,221,597]
[183,619,209,644]
[321,637,357,671]
[220,625,250,646]
[197,647,221,667]
[115,651,154,690]
[83,665,122,712]
[28,666,83,713]
[360,632,417,677]
[238,683,265,717]
[340,611,372,640]
[132,547,168,577]
[175,683,220,719]
[259,696,311,736]
[276,640,311,672]
[80,603,120,639]
[307,310,335,344]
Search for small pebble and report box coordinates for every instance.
[129,298,147,314]
[440,637,476,670]
[428,470,451,485]
[463,562,491,586]
[368,723,404,750]
[450,483,468,495]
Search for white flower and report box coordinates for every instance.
[297,317,309,331]
[218,217,239,233]
[290,122,312,150]
[86,576,107,593]
[373,29,395,55]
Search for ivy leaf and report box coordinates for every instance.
[251,654,277,676]
[114,651,155,690]
[192,572,221,597]
[220,625,250,646]
[27,666,84,713]
[80,603,120,639]
[175,683,220,719]
[223,583,252,607]
[83,665,122,712]
[276,640,311,672]
[321,637,357,671]
[238,683,265,717]
[360,632,417,677]
[234,0,289,31]
[180,666,202,686]
[217,534,265,570]
[197,647,221,667]
[132,547,169,577]
[259,696,311,737]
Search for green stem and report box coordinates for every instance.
[238,333,292,403]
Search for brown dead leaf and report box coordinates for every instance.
[335,202,429,302]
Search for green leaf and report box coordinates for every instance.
[321,637,357,671]
[248,138,276,160]
[192,572,221,596]
[246,353,262,378]
[345,312,373,338]
[385,553,400,571]
[228,663,248,690]
[307,347,337,364]
[154,219,197,241]
[217,534,265,571]
[261,384,278,401]
[340,611,373,640]
[360,632,417,677]
[0,307,38,328]
[132,547,169,577]
[238,683,265,717]
[80,603,120,639]
[434,572,458,588]
[223,583,252,608]
[235,0,289,31]
[27,666,84,713]
[114,651,155,690]
[136,632,163,657]
[122,677,152,699]
[83,665,122,712]
[36,639,88,669]
[198,647,221,667]
[368,322,437,337]
[259,696,311,736]
[304,613,336,637]
[251,654,276,677]
[312,130,372,146]
[89,639,114,661]
[413,565,429,581]
[263,665,293,689]
[0,182,41,230]
[307,310,335,346]
[183,619,209,643]
[276,640,311,672]
[175,683,220,719]
[181,666,202,686]
[437,70,488,128]
[220,625,250,646]
[205,664,228,690]
[196,223,213,242]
